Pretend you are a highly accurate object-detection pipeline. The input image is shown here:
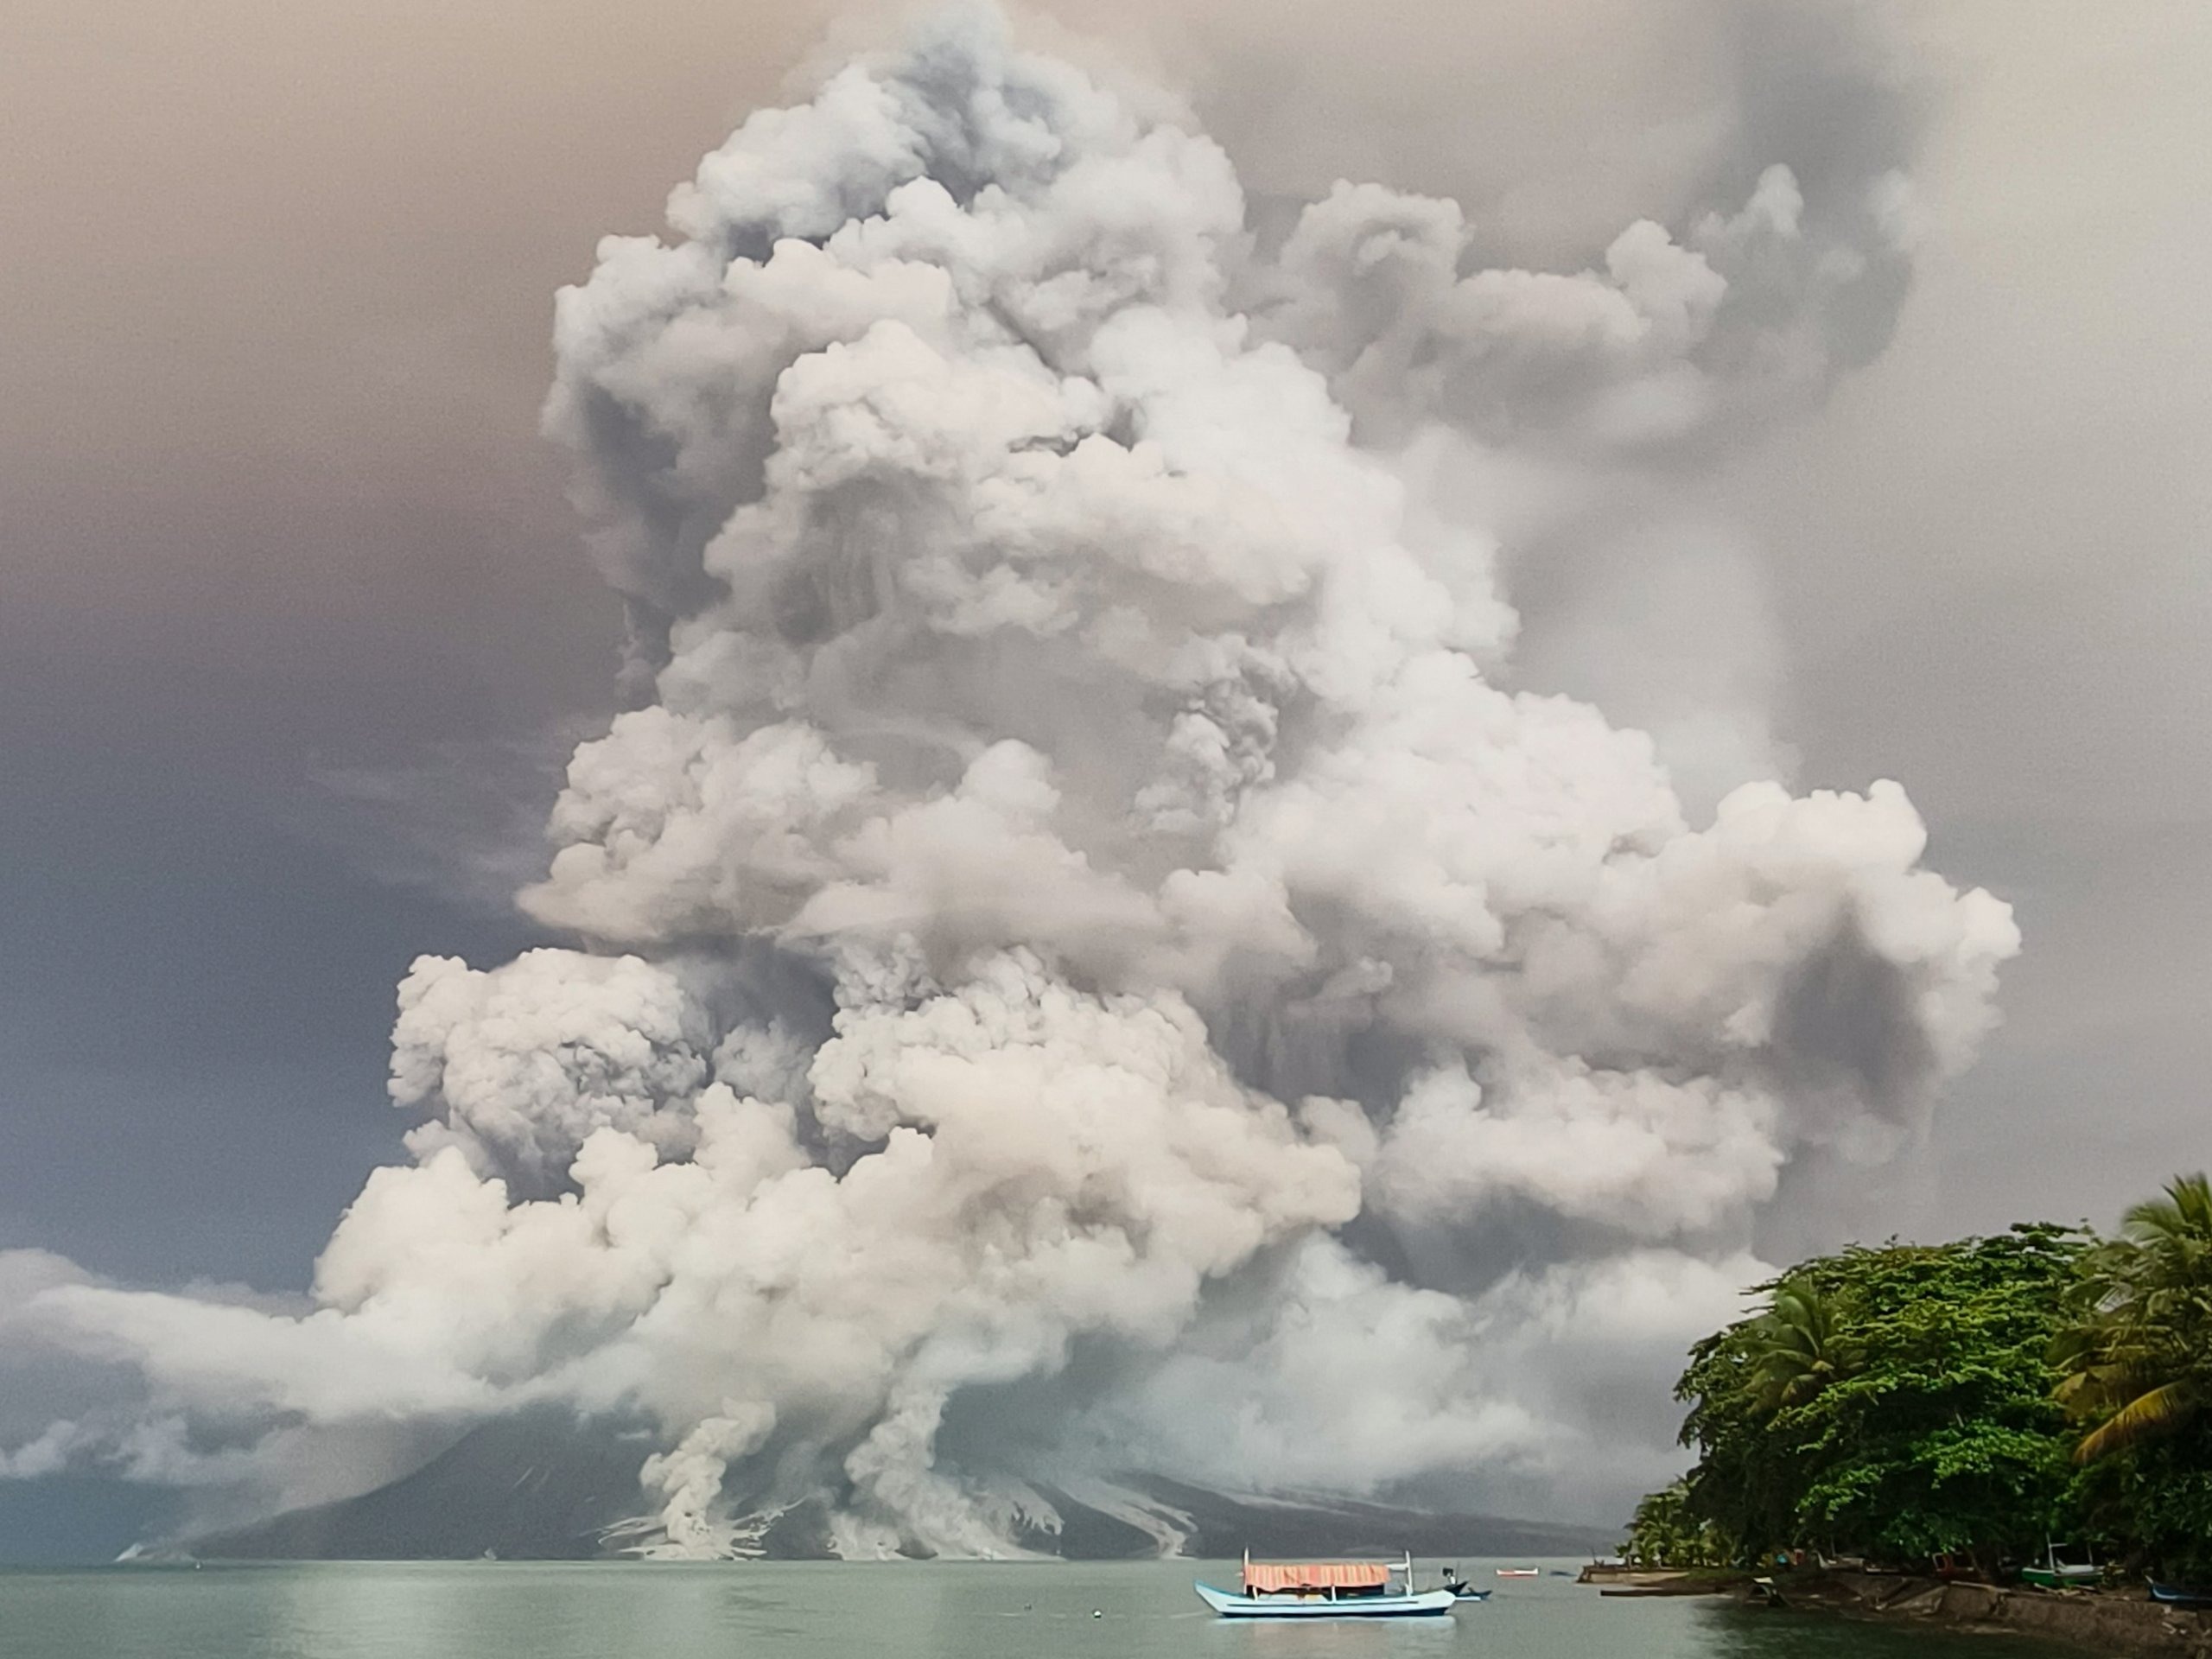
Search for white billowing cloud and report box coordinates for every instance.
[522,715,879,945]
[10,4,2017,1553]
[0,1250,103,1470]
[1262,151,1915,457]
[1372,1058,1784,1239]
[1075,1237,1769,1516]
[1455,1248,1775,1515]
[1087,1237,1541,1496]
[33,959,1359,1548]
[390,948,718,1189]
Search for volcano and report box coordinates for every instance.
[175,1413,1607,1563]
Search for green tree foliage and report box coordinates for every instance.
[1750,1281,1855,1413]
[2055,1173,2212,1464]
[1670,1225,2090,1567]
[2074,1423,2212,1584]
[2054,1173,2212,1579]
[1622,1480,1727,1567]
[1646,1179,2212,1581]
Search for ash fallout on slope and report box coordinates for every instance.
[3,4,2016,1556]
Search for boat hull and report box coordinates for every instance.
[2149,1582,2212,1608]
[1195,1582,1458,1618]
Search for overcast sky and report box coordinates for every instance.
[3,0,2204,1349]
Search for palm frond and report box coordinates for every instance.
[2123,1173,2212,1249]
[2073,1380,2198,1464]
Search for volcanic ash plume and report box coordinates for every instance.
[12,5,2018,1555]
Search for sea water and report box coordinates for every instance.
[0,1558,2077,1659]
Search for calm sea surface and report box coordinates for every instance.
[0,1558,2077,1659]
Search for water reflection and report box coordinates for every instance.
[0,1559,2082,1659]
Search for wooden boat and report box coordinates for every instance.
[1599,1580,1729,1598]
[1496,1566,1540,1577]
[2019,1542,2098,1589]
[2148,1580,2212,1608]
[1194,1553,1459,1618]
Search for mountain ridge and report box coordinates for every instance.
[171,1414,1611,1562]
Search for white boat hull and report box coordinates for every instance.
[1194,1582,1459,1618]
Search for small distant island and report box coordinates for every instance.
[1624,1171,2212,1602]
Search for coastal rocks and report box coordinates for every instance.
[1810,1570,2212,1658]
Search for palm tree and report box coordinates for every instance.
[2055,1173,2212,1464]
[1624,1481,1722,1567]
[1748,1279,1853,1414]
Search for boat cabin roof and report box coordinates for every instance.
[1243,1562,1393,1592]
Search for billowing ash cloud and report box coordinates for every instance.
[3,3,2018,1554]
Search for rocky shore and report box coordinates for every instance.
[1789,1570,2212,1656]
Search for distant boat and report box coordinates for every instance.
[1195,1553,1458,1618]
[1497,1566,1540,1578]
[2148,1580,2212,1608]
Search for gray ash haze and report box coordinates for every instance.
[3,0,2209,1560]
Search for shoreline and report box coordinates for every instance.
[1779,1571,2212,1657]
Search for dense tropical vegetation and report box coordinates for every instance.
[1628,1173,2212,1585]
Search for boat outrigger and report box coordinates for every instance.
[1194,1552,1460,1618]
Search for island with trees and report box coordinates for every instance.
[1627,1173,2212,1600]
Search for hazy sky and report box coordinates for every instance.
[3,0,2205,1399]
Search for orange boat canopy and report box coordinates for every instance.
[1243,1562,1392,1592]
